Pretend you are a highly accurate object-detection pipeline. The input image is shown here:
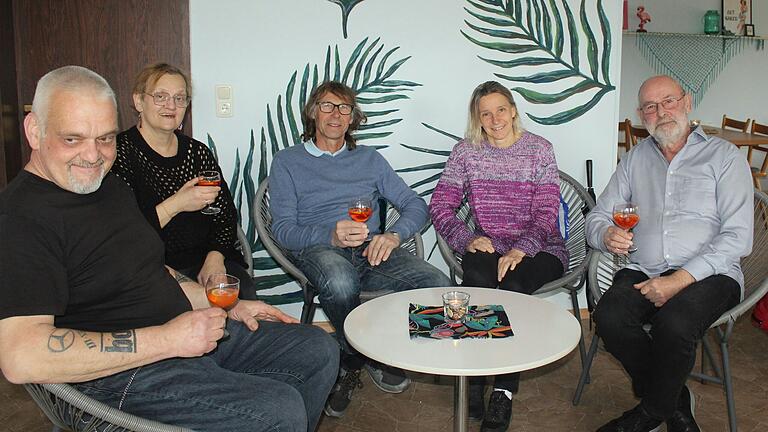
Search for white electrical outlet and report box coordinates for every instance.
[215,85,233,118]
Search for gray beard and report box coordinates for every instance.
[67,165,106,194]
[651,120,689,149]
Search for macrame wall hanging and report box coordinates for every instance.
[635,33,765,108]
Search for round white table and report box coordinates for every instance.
[344,287,581,432]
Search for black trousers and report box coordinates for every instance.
[593,268,740,420]
[462,251,564,392]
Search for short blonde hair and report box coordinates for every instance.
[465,81,523,146]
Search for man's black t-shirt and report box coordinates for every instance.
[0,171,191,332]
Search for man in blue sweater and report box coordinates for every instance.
[269,81,451,417]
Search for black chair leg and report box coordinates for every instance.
[573,332,600,405]
[570,289,588,381]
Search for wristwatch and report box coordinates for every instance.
[386,230,400,239]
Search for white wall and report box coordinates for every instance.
[190,0,623,316]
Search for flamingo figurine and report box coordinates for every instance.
[636,6,651,32]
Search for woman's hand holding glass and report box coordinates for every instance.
[166,176,221,214]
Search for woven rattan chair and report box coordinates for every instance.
[235,224,253,277]
[254,178,424,324]
[435,170,595,367]
[572,190,768,432]
[24,383,191,432]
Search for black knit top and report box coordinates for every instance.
[111,126,245,270]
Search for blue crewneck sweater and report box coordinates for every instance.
[269,143,428,251]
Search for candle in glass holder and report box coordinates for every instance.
[442,291,470,324]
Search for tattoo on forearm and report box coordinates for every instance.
[77,330,97,349]
[47,329,75,352]
[101,330,137,353]
[174,270,194,284]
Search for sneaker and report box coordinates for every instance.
[323,367,362,418]
[363,362,410,393]
[480,390,512,432]
[597,404,662,432]
[667,386,700,432]
[469,381,485,421]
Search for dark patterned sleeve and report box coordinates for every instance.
[194,141,243,263]
[110,133,162,233]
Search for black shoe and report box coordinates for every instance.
[480,390,512,432]
[324,367,362,418]
[597,404,662,432]
[667,386,700,432]
[363,361,410,393]
[469,381,485,421]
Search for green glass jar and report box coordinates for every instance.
[704,10,720,35]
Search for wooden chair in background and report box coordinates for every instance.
[748,121,768,191]
[721,115,751,133]
[627,121,650,148]
[617,119,632,162]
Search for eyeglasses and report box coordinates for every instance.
[317,101,353,115]
[639,94,685,115]
[146,92,190,107]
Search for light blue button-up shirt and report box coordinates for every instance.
[586,126,753,295]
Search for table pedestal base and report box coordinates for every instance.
[454,376,468,432]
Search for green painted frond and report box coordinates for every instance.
[396,162,447,173]
[464,0,615,124]
[400,142,453,156]
[527,86,611,125]
[206,134,219,161]
[580,0,599,81]
[364,109,399,118]
[421,123,463,142]
[357,118,402,130]
[512,80,598,104]
[479,56,557,67]
[326,0,365,39]
[495,69,577,83]
[597,0,612,85]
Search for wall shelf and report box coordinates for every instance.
[623,30,768,41]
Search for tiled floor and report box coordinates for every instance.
[2,317,766,432]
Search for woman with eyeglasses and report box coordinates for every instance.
[111,63,256,299]
[429,81,567,432]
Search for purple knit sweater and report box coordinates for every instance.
[429,132,568,269]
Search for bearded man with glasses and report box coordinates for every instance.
[269,81,451,418]
[586,75,753,432]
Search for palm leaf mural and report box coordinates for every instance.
[326,0,366,39]
[209,37,420,304]
[462,0,614,125]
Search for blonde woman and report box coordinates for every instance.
[429,81,566,431]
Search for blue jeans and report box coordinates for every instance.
[594,269,740,420]
[76,321,339,431]
[293,244,451,353]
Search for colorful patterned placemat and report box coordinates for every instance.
[408,304,513,339]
